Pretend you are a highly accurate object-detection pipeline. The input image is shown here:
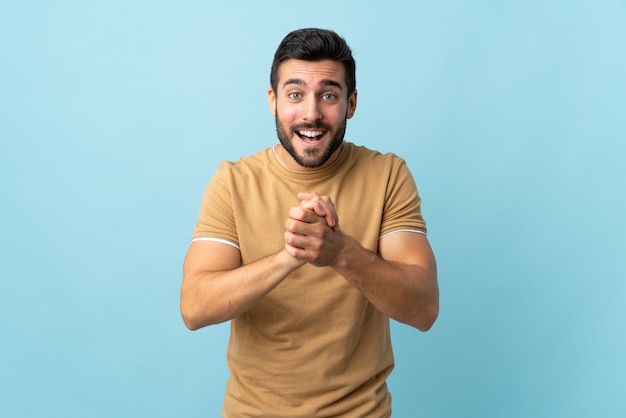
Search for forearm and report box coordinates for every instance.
[334,234,439,331]
[181,248,302,330]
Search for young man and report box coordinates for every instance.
[181,28,438,417]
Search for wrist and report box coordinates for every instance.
[278,247,306,270]
[331,231,353,270]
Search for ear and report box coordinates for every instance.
[347,89,358,119]
[268,87,276,117]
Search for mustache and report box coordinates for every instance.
[291,122,332,131]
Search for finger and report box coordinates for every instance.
[283,240,308,263]
[293,200,335,228]
[288,206,322,224]
[303,202,336,228]
[296,191,320,201]
[298,193,338,229]
[300,200,327,218]
[284,230,318,262]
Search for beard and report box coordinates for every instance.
[275,114,347,169]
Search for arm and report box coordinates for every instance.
[336,231,438,331]
[285,193,439,331]
[180,241,303,330]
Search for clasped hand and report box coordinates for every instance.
[283,192,344,267]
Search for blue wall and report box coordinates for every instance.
[1,1,624,416]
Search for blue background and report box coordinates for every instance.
[1,1,625,417]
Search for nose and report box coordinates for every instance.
[302,97,322,121]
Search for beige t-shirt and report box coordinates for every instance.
[193,142,426,417]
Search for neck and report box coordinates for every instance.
[273,143,344,172]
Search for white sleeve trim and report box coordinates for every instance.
[379,229,426,240]
[190,237,240,250]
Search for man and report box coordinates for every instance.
[180,28,438,417]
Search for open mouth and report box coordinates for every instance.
[296,129,325,143]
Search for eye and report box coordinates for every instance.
[288,92,302,100]
[322,93,337,101]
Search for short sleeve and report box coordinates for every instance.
[380,159,427,237]
[191,161,239,246]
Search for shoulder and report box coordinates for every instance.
[344,142,409,175]
[219,147,272,169]
[214,147,274,179]
[347,142,405,163]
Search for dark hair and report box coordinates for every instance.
[270,28,356,97]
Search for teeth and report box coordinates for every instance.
[299,130,323,138]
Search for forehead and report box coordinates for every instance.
[277,59,346,89]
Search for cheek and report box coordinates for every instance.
[327,106,348,124]
[276,104,299,123]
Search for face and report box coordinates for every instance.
[268,59,357,171]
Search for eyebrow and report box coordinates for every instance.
[282,78,343,90]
